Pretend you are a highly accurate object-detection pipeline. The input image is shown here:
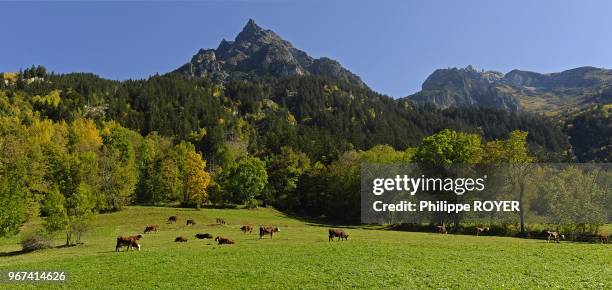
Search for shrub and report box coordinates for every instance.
[21,231,53,252]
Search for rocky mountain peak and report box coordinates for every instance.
[235,19,274,44]
[173,19,365,87]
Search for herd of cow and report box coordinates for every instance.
[434,225,608,243]
[115,215,350,252]
[116,216,607,251]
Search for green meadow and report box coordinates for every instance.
[0,206,609,289]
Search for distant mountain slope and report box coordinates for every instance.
[405,65,612,113]
[174,19,365,88]
[565,104,612,162]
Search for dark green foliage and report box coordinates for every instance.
[9,68,570,163]
[565,105,611,162]
[219,156,268,205]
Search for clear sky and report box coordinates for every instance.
[2,0,612,97]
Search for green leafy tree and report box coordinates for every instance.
[42,188,68,235]
[267,146,311,209]
[99,122,138,211]
[0,177,28,237]
[483,130,535,233]
[66,183,95,244]
[221,156,268,206]
[414,130,483,227]
[414,129,483,165]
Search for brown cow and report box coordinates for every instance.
[144,225,159,234]
[597,234,608,244]
[328,229,349,241]
[216,218,226,225]
[215,237,235,245]
[259,226,280,239]
[195,233,213,239]
[546,231,564,243]
[436,225,447,234]
[186,219,196,226]
[116,235,142,251]
[476,227,489,236]
[240,225,253,234]
[175,236,188,242]
[167,215,178,223]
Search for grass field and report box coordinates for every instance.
[0,206,610,289]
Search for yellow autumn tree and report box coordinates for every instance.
[69,118,103,154]
[183,149,211,209]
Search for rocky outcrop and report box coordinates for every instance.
[408,66,520,111]
[406,65,612,112]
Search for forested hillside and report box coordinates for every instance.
[0,65,577,236]
[565,104,612,162]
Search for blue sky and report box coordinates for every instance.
[2,0,612,97]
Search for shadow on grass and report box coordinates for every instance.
[0,250,27,257]
[133,203,241,210]
[274,210,370,230]
[0,243,86,257]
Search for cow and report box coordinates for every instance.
[167,215,178,223]
[186,219,196,226]
[116,235,142,252]
[216,218,226,225]
[328,229,349,241]
[240,225,253,234]
[259,226,280,239]
[175,236,188,242]
[215,237,235,245]
[436,225,447,234]
[476,227,489,236]
[597,234,608,244]
[195,233,213,239]
[144,224,159,234]
[545,231,565,243]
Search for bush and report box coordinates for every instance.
[21,231,53,252]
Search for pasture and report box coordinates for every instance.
[0,206,610,289]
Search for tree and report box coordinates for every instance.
[98,122,138,211]
[183,149,211,208]
[414,129,483,227]
[153,157,182,203]
[266,146,311,209]
[66,183,95,244]
[42,188,68,236]
[536,166,608,236]
[0,177,28,237]
[483,130,534,233]
[43,184,95,246]
[221,156,268,206]
[69,118,102,154]
[136,133,177,204]
[414,129,483,166]
[0,117,30,237]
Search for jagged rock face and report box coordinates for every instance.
[175,19,365,87]
[411,66,520,111]
[503,67,612,89]
[407,65,612,113]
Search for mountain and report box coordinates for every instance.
[405,65,612,113]
[174,19,365,87]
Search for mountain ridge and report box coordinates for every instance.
[405,65,612,113]
[174,19,365,87]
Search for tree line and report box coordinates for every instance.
[1,67,602,244]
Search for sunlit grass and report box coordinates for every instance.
[0,206,609,289]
